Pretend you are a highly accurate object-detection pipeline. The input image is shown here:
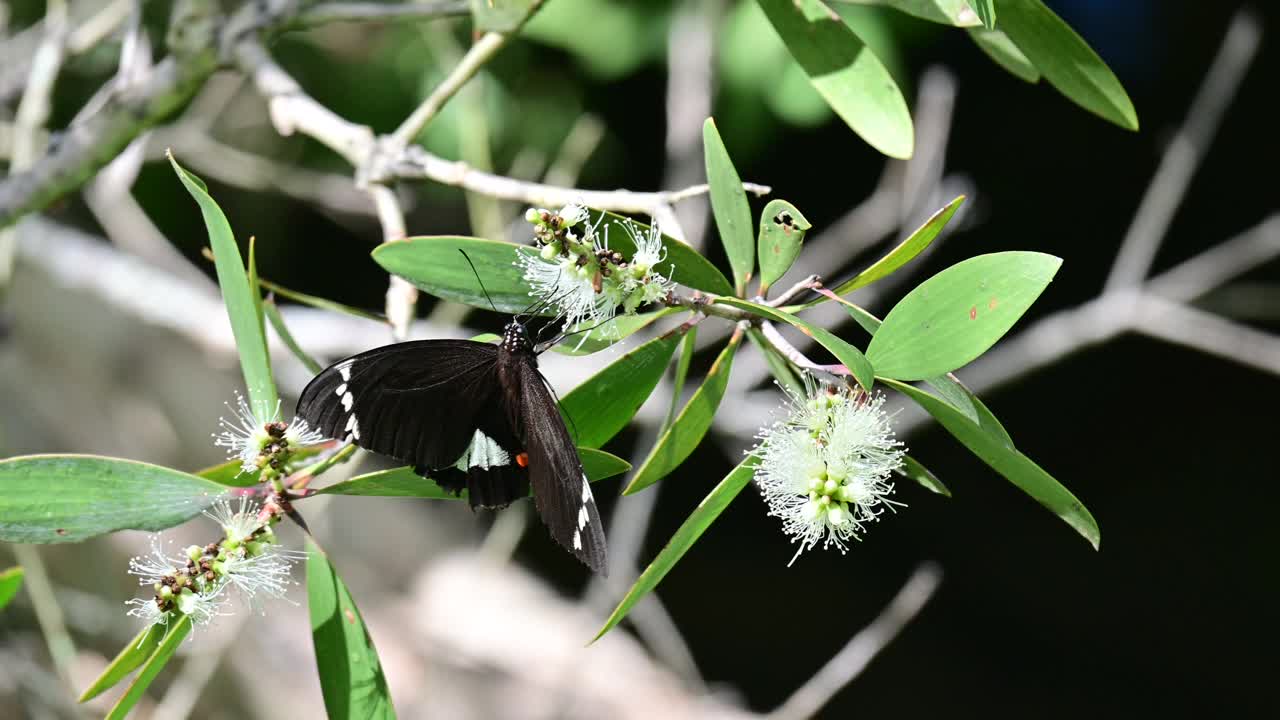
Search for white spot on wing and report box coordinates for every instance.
[577,505,589,529]
[573,529,582,550]
[581,475,591,503]
[335,383,347,396]
[458,429,510,470]
[351,416,360,440]
[341,392,353,411]
[338,364,352,381]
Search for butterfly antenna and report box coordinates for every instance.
[537,315,615,354]
[459,250,499,314]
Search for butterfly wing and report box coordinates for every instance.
[296,340,507,470]
[514,357,608,575]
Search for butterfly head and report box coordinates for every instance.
[501,320,534,354]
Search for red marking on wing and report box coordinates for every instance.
[516,452,529,468]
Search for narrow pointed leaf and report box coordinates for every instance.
[589,210,734,296]
[105,616,192,720]
[716,297,873,390]
[703,118,755,294]
[995,0,1138,130]
[596,457,757,641]
[307,543,397,720]
[758,0,914,158]
[828,0,980,26]
[78,623,165,703]
[897,455,950,497]
[747,327,805,398]
[826,196,964,298]
[258,277,388,324]
[548,308,679,356]
[624,336,741,494]
[969,28,1040,82]
[866,251,1061,380]
[970,0,996,29]
[0,566,23,610]
[0,455,229,543]
[665,326,698,430]
[170,154,278,422]
[561,332,684,448]
[265,298,324,374]
[881,377,1099,548]
[317,448,630,498]
[374,236,536,314]
[757,200,811,292]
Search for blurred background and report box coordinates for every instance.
[1,1,1277,718]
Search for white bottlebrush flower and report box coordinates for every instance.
[752,378,905,564]
[127,536,181,587]
[516,250,618,331]
[203,496,265,545]
[125,596,170,629]
[220,542,303,605]
[213,394,325,474]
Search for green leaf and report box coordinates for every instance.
[105,616,192,720]
[624,336,741,495]
[596,456,757,641]
[970,0,996,29]
[307,543,397,720]
[881,377,1099,548]
[757,0,914,158]
[716,297,874,391]
[703,118,756,294]
[757,200,811,293]
[194,459,262,488]
[747,327,805,398]
[265,297,323,375]
[897,454,950,497]
[0,566,23,610]
[317,448,631,498]
[969,27,1040,82]
[665,326,698,429]
[826,196,964,298]
[994,0,1138,130]
[78,623,165,703]
[561,332,684,448]
[170,153,279,422]
[374,236,535,314]
[0,455,229,543]
[589,210,734,296]
[547,308,679,356]
[259,277,388,324]
[470,0,534,32]
[866,251,1061,380]
[828,0,981,26]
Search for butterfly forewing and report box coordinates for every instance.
[514,358,608,575]
[296,340,501,469]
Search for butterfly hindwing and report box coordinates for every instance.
[513,357,608,575]
[296,340,501,470]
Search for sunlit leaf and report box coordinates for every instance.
[828,0,980,26]
[317,448,630,498]
[866,251,1061,380]
[757,199,811,293]
[596,457,757,641]
[969,27,1040,82]
[704,118,756,294]
[265,298,323,375]
[561,332,684,448]
[307,543,396,720]
[881,377,1099,548]
[0,455,228,543]
[995,0,1138,130]
[374,236,536,314]
[105,616,192,720]
[758,0,913,158]
[170,153,279,422]
[825,196,964,298]
[624,336,741,494]
[0,566,23,610]
[970,0,996,29]
[589,210,734,296]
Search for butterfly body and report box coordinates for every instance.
[296,321,607,574]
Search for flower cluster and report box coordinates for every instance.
[126,497,301,631]
[753,377,906,564]
[214,393,324,475]
[516,204,674,336]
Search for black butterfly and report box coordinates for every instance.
[295,319,608,575]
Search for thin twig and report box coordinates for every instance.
[370,183,418,340]
[12,545,78,694]
[769,564,942,720]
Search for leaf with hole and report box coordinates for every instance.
[757,199,811,292]
[758,0,913,158]
[881,377,1098,548]
[308,542,397,720]
[624,336,741,494]
[596,456,757,641]
[0,455,229,543]
[866,251,1061,380]
[171,154,279,422]
[704,118,756,294]
[560,332,684,448]
[995,0,1137,130]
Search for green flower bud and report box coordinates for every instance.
[186,545,202,562]
[540,242,560,260]
[159,585,173,599]
[525,208,539,223]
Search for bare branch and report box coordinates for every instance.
[1131,295,1280,377]
[770,564,942,720]
[1104,10,1262,290]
